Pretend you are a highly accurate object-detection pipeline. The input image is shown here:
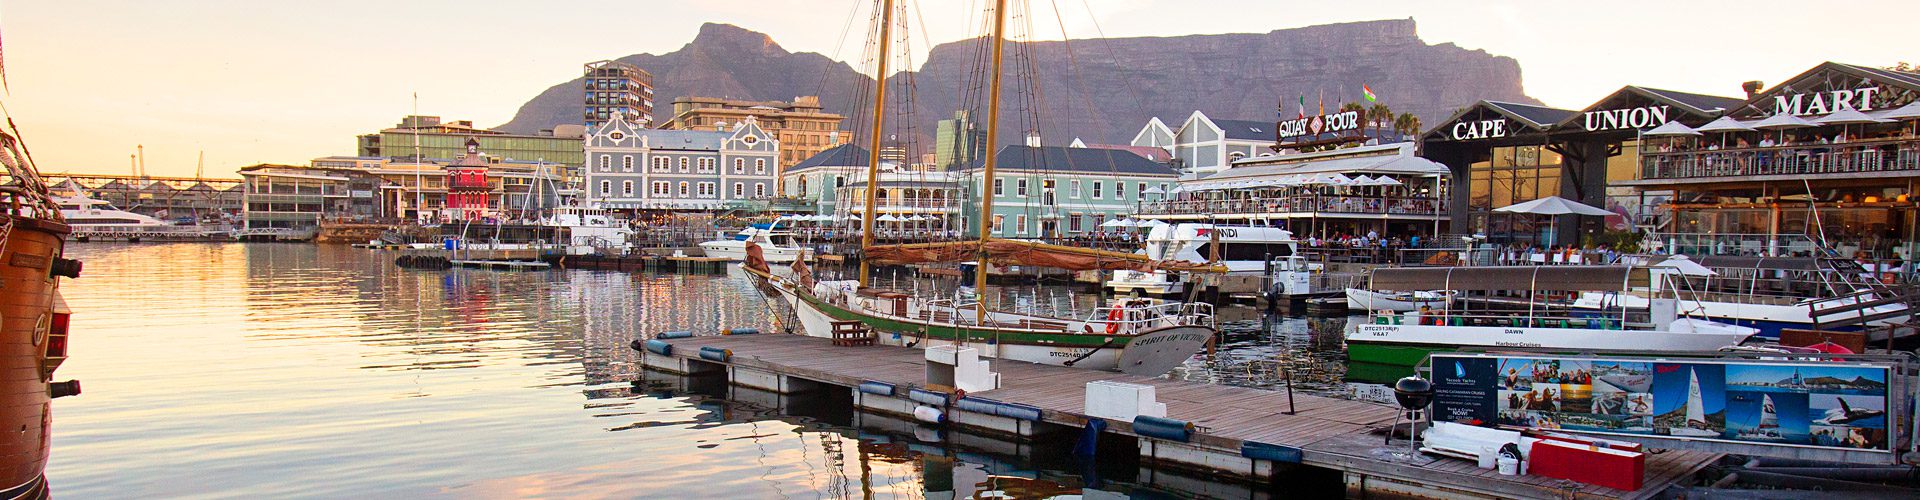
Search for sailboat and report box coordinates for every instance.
[743,0,1221,376]
[1736,394,1785,441]
[1669,367,1718,437]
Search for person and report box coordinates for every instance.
[1409,235,1420,248]
[1760,137,1776,147]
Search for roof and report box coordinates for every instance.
[786,144,870,173]
[635,129,729,151]
[1369,266,1647,292]
[1080,143,1170,162]
[1636,87,1746,115]
[1485,101,1577,129]
[1211,143,1445,180]
[962,145,1180,177]
[1209,118,1276,141]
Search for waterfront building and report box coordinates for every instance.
[935,110,988,170]
[444,138,492,221]
[295,155,566,223]
[582,114,779,212]
[959,145,1180,239]
[356,115,586,178]
[239,164,386,229]
[1137,143,1449,239]
[832,165,964,235]
[1067,138,1172,163]
[1130,111,1276,178]
[663,96,848,185]
[45,174,244,220]
[780,143,867,215]
[583,60,655,129]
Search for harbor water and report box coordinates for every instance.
[48,243,1384,497]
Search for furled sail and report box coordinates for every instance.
[864,238,1225,273]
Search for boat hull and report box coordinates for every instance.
[0,217,68,498]
[1345,319,1755,366]
[700,241,811,262]
[1344,289,1449,313]
[1570,292,1910,339]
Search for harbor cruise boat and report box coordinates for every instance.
[56,194,172,228]
[1105,224,1316,296]
[1569,255,1911,339]
[700,222,814,262]
[539,204,633,255]
[1345,265,1758,366]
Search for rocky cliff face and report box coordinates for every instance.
[499,20,1538,146]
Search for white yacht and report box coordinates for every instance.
[1106,223,1315,296]
[539,205,633,255]
[57,195,172,228]
[699,223,814,262]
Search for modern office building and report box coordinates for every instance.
[664,96,847,184]
[356,115,586,176]
[934,110,988,171]
[583,60,655,128]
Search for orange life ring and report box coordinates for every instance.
[1106,307,1124,334]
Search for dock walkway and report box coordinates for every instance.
[641,333,1720,499]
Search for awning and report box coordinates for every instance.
[1368,266,1645,292]
[1643,121,1702,136]
[1492,196,1614,216]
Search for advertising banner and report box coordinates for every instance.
[1430,354,1895,453]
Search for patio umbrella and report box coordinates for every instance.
[1755,113,1816,144]
[1492,196,1615,216]
[1348,174,1376,186]
[876,214,899,222]
[1881,100,1920,120]
[1814,107,1891,125]
[1694,116,1755,132]
[1373,176,1404,186]
[1098,218,1134,228]
[1138,219,1168,228]
[1142,185,1166,195]
[1653,254,1717,277]
[1642,121,1702,136]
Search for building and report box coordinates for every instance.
[45,174,244,220]
[356,115,586,178]
[1067,138,1172,163]
[582,114,779,212]
[1131,111,1276,177]
[832,166,964,235]
[1137,143,1450,239]
[663,96,848,184]
[583,60,655,128]
[444,138,492,221]
[935,110,988,170]
[239,164,386,229]
[959,145,1181,239]
[780,143,869,215]
[290,155,566,223]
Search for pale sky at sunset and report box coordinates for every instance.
[3,0,1911,178]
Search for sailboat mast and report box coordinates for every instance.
[974,0,1009,324]
[857,0,896,287]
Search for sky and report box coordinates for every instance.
[3,0,1912,178]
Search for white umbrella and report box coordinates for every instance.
[1098,218,1134,228]
[876,214,900,222]
[1324,173,1354,185]
[1654,255,1718,277]
[1142,185,1166,195]
[1814,108,1892,125]
[1373,176,1404,186]
[1642,121,1702,136]
[1348,174,1376,186]
[1881,100,1920,120]
[1493,196,1615,216]
[1694,116,1756,132]
[1138,219,1168,228]
[1754,113,1816,129]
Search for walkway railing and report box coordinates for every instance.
[1136,195,1442,217]
[1640,140,1920,180]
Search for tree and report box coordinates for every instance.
[1339,101,1365,115]
[1890,62,1919,74]
[1395,112,1422,140]
[1369,103,1393,140]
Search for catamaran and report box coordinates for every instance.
[1669,366,1719,437]
[1735,394,1785,441]
[1345,265,1759,366]
[742,0,1221,377]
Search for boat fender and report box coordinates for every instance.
[642,339,673,356]
[1241,441,1303,463]
[912,405,946,425]
[955,397,1002,415]
[1106,307,1124,334]
[1073,418,1107,457]
[908,388,949,406]
[697,346,731,362]
[857,381,895,396]
[48,380,80,399]
[49,258,82,279]
[1132,415,1195,442]
[657,331,695,339]
[994,403,1043,422]
[725,328,760,335]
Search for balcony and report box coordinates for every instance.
[1638,138,1920,181]
[1135,195,1444,219]
[839,199,961,213]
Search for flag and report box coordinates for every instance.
[1297,96,1306,119]
[1363,84,1377,103]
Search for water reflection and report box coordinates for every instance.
[50,243,1363,497]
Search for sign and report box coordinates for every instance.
[1774,87,1882,116]
[1448,119,1509,141]
[1278,110,1360,140]
[1582,105,1670,132]
[1431,354,1895,453]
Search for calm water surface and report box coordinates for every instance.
[47,243,1378,498]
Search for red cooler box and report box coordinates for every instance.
[1527,439,1645,491]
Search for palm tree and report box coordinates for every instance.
[1339,101,1365,115]
[1369,103,1393,140]
[1394,112,1422,140]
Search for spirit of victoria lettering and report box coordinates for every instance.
[1582,105,1669,131]
[1774,87,1881,116]
[1449,119,1507,141]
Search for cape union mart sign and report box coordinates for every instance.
[1582,105,1671,132]
[1775,87,1882,116]
[1448,119,1509,141]
[1278,110,1361,139]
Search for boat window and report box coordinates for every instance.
[1195,242,1293,261]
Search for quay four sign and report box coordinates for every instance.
[1278,110,1361,140]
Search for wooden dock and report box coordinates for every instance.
[637,333,1720,499]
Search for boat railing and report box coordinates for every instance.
[1364,310,1650,330]
[1086,300,1215,333]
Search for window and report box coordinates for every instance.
[733,158,745,174]
[1068,215,1083,232]
[733,182,744,198]
[678,181,690,197]
[698,182,716,198]
[597,155,610,172]
[652,181,669,195]
[1159,183,1169,195]
[698,158,715,173]
[1017,179,1029,197]
[678,157,689,172]
[652,157,670,172]
[621,181,633,196]
[1138,182,1149,199]
[621,155,634,172]
[1116,181,1127,200]
[599,180,611,196]
[1070,180,1082,198]
[992,179,1004,197]
[1091,181,1104,199]
[1015,214,1028,234]
[754,159,767,175]
[993,215,1005,234]
[754,183,766,197]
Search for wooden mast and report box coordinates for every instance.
[974,0,1008,325]
[857,0,896,287]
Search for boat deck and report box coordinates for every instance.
[645,333,1721,499]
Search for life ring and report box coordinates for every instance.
[1106,306,1125,334]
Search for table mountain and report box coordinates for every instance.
[498,19,1538,147]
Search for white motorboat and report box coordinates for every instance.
[1570,255,1910,339]
[700,223,813,262]
[539,204,633,255]
[1346,265,1759,366]
[58,194,175,229]
[1107,224,1315,296]
[1345,288,1454,312]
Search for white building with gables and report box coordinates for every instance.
[583,115,780,211]
[1130,111,1278,178]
